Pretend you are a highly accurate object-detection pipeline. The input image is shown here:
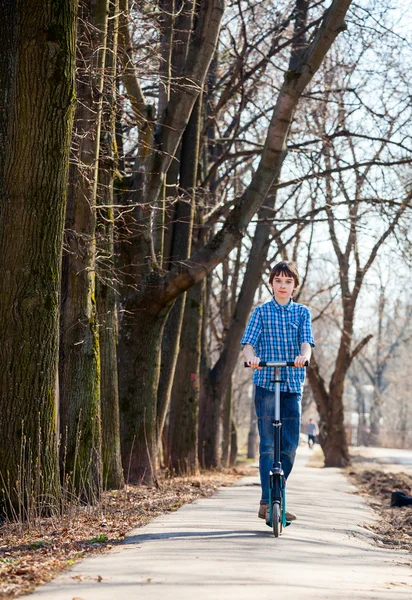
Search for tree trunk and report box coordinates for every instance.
[229,419,238,467]
[59,0,108,496]
[167,282,203,475]
[118,289,171,484]
[0,2,17,176]
[157,294,185,454]
[198,276,214,468]
[0,0,77,512]
[96,0,124,490]
[368,389,382,446]
[221,378,233,467]
[322,417,350,468]
[307,354,350,468]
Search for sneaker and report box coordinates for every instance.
[259,504,297,521]
[258,503,268,519]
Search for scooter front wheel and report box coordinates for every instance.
[272,502,281,537]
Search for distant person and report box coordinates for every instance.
[306,418,318,449]
[242,260,315,522]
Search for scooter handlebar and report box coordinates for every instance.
[244,360,309,368]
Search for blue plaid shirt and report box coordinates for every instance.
[241,298,315,393]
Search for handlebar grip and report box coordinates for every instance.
[285,361,309,367]
[244,360,309,368]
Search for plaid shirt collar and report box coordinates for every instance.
[272,297,293,312]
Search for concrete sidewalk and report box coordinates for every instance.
[30,448,412,599]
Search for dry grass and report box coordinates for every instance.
[0,466,255,598]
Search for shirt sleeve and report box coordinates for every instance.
[240,306,262,349]
[298,306,315,347]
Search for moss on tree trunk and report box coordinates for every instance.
[0,0,77,513]
[59,0,108,496]
[96,0,124,490]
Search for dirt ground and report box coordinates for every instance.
[346,447,412,553]
[0,466,255,599]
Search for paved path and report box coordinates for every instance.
[30,449,412,599]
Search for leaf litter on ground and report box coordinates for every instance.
[348,465,412,552]
[0,465,256,598]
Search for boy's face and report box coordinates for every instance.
[271,272,297,304]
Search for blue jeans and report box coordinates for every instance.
[254,386,301,503]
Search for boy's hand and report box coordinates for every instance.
[294,355,309,368]
[246,356,262,370]
[243,344,262,370]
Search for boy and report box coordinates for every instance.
[241,260,314,522]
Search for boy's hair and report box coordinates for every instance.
[269,260,300,289]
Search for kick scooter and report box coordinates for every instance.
[245,360,308,537]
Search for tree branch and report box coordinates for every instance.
[350,334,373,363]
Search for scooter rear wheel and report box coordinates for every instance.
[272,502,281,537]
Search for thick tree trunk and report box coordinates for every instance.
[322,395,350,467]
[167,282,203,475]
[96,0,124,490]
[0,0,77,511]
[59,0,108,496]
[307,353,350,467]
[118,289,171,484]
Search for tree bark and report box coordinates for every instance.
[59,0,108,496]
[229,419,238,467]
[307,352,351,467]
[221,378,233,467]
[0,0,77,511]
[167,281,203,475]
[118,295,171,484]
[96,0,124,490]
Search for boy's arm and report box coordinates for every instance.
[241,307,262,369]
[296,306,315,367]
[243,344,262,370]
[294,341,312,368]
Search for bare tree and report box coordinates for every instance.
[116,0,352,483]
[306,100,411,465]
